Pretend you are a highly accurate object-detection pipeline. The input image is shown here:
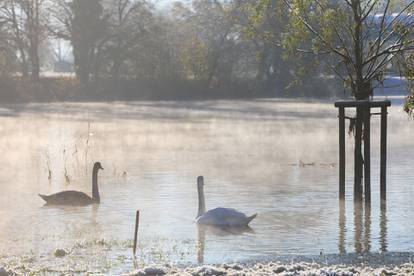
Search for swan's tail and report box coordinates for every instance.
[246,213,257,225]
[38,194,49,202]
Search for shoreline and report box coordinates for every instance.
[2,252,414,275]
[126,252,414,275]
[126,262,414,276]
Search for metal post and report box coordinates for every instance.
[339,107,345,200]
[380,106,387,203]
[363,107,371,202]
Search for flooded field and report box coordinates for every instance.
[0,99,413,274]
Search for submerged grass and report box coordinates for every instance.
[0,236,199,275]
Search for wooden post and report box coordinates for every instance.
[339,107,345,200]
[363,107,371,202]
[334,100,390,204]
[380,106,387,203]
[133,210,140,255]
[354,107,363,201]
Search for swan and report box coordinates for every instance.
[38,162,104,206]
[195,176,257,226]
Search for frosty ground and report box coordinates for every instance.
[2,252,414,275]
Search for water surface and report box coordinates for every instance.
[0,99,413,273]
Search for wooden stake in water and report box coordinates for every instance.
[338,107,345,201]
[133,210,140,255]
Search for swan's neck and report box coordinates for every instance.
[92,169,100,203]
[197,183,205,218]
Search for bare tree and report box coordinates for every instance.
[50,0,106,84]
[248,0,414,188]
[0,0,48,81]
[280,0,414,99]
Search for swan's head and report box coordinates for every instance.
[197,176,204,187]
[94,162,104,171]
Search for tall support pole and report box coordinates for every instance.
[380,106,388,203]
[335,100,390,205]
[339,107,345,200]
[363,107,371,203]
[354,107,363,202]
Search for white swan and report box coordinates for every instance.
[195,176,257,226]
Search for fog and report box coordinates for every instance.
[1,0,414,275]
[0,100,414,273]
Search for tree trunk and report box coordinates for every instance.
[11,1,29,78]
[351,0,373,201]
[206,50,220,88]
[110,43,123,81]
[73,46,90,84]
[19,46,29,78]
[27,0,40,82]
[255,47,268,83]
[354,106,363,201]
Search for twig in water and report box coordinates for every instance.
[85,121,91,175]
[133,210,140,255]
[63,149,70,185]
[44,149,52,182]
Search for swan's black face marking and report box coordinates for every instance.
[94,162,104,170]
[197,176,204,186]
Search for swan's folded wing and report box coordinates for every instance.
[39,191,93,206]
[198,207,254,226]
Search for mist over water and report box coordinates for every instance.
[0,99,414,273]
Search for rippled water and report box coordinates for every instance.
[0,99,413,274]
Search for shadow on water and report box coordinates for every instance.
[41,202,99,214]
[197,224,254,264]
[40,204,100,228]
[338,200,387,254]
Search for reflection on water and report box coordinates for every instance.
[380,202,388,252]
[197,224,254,264]
[338,201,346,254]
[197,226,205,264]
[338,200,387,254]
[354,201,363,253]
[364,202,371,253]
[0,100,412,273]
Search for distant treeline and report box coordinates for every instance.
[0,76,340,103]
[0,0,340,102]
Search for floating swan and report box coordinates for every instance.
[195,176,257,226]
[39,162,104,206]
